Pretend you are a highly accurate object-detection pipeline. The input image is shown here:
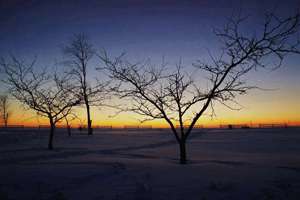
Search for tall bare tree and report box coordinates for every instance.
[100,12,300,164]
[62,34,103,135]
[0,94,10,127]
[0,56,81,149]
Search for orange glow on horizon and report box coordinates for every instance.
[6,115,300,129]
[3,85,300,129]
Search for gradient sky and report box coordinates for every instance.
[0,0,300,127]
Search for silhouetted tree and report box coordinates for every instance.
[100,12,300,164]
[0,94,10,127]
[0,56,81,149]
[62,34,107,135]
[64,112,79,136]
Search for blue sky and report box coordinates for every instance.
[1,0,299,89]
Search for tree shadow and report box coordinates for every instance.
[0,138,179,164]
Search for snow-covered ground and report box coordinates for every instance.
[0,128,300,200]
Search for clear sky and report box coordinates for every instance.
[0,0,300,127]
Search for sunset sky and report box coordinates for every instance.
[0,0,300,127]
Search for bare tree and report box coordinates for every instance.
[0,94,10,127]
[100,12,300,164]
[62,34,106,135]
[64,112,79,136]
[0,56,81,149]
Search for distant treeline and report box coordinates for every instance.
[0,123,298,129]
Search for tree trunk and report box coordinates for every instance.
[65,118,71,136]
[4,119,8,128]
[48,117,55,150]
[67,125,71,136]
[179,140,187,164]
[86,103,93,135]
[4,108,8,128]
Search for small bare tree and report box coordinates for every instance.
[0,94,10,127]
[100,12,300,164]
[64,112,79,136]
[62,34,106,135]
[0,56,81,149]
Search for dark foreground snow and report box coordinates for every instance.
[0,128,300,200]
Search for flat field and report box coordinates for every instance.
[0,128,300,200]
